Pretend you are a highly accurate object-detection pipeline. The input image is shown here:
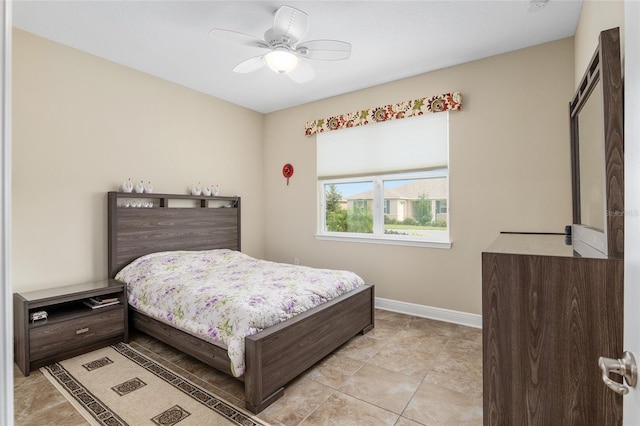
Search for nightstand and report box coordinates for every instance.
[13,279,128,376]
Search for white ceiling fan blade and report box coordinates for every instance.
[272,5,308,44]
[296,40,352,61]
[209,28,268,49]
[233,56,266,74]
[287,60,316,83]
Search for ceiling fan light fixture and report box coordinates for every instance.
[264,49,300,74]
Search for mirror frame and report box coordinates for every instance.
[570,27,624,258]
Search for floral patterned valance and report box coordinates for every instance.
[304,91,462,136]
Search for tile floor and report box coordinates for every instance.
[14,309,483,425]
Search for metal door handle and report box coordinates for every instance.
[598,351,637,395]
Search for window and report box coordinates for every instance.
[317,113,450,248]
[436,200,447,214]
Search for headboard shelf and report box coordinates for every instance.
[109,191,239,208]
[108,192,241,277]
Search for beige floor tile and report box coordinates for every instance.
[452,325,482,344]
[301,392,398,426]
[13,367,90,426]
[405,317,458,338]
[14,369,68,418]
[368,317,410,341]
[403,381,482,425]
[395,416,426,426]
[303,352,366,389]
[424,359,482,397]
[424,334,482,396]
[445,331,483,357]
[261,377,335,426]
[15,402,90,426]
[374,310,414,327]
[374,309,401,318]
[335,334,388,362]
[369,332,449,378]
[338,364,422,414]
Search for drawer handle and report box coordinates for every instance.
[76,327,89,335]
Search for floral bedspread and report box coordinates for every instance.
[115,249,365,377]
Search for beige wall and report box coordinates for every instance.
[263,38,575,315]
[574,0,625,87]
[13,27,579,315]
[12,29,265,292]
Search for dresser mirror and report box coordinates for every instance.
[577,79,605,231]
[570,27,624,258]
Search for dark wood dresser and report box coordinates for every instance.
[482,233,623,425]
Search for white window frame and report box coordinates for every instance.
[317,169,451,249]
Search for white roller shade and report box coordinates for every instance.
[317,112,449,179]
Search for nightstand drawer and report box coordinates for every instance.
[29,308,125,360]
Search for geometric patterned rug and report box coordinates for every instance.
[40,343,266,426]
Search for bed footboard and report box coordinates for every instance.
[244,284,374,413]
[129,285,374,414]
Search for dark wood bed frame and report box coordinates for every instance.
[107,191,375,413]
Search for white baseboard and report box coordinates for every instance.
[375,297,482,329]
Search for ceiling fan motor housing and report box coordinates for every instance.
[264,29,292,49]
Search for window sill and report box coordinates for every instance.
[315,234,452,249]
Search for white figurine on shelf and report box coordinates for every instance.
[135,180,145,193]
[212,185,220,196]
[191,182,202,196]
[202,185,212,196]
[121,178,134,193]
[144,181,153,194]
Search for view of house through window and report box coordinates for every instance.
[382,175,448,236]
[321,170,449,243]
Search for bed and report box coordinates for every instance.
[107,192,375,413]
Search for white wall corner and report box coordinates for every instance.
[375,297,482,329]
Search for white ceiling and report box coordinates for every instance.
[13,0,582,114]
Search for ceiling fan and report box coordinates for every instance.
[209,5,351,83]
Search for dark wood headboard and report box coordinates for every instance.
[107,192,241,278]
